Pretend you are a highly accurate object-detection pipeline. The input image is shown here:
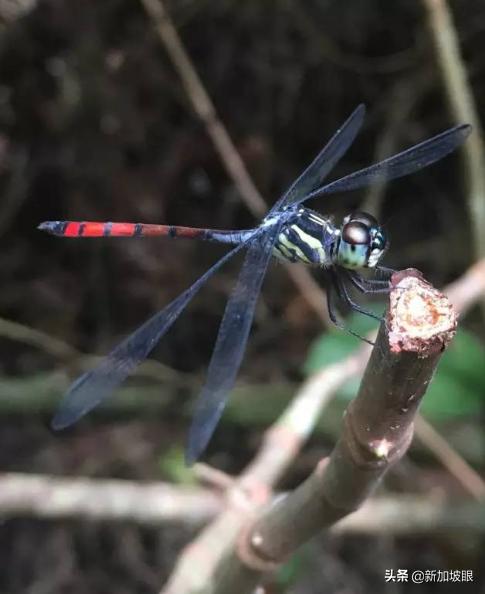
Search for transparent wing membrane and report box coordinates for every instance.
[300,124,471,205]
[270,104,365,213]
[51,239,254,430]
[186,222,282,464]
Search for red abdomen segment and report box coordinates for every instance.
[38,221,216,238]
[38,221,246,244]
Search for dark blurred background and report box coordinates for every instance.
[0,0,483,592]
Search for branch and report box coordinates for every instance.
[139,0,331,325]
[361,71,433,216]
[422,0,485,275]
[0,473,220,525]
[415,415,485,500]
[161,268,469,593]
[209,270,456,592]
[139,0,266,216]
[334,495,485,534]
[2,473,484,536]
[2,264,481,592]
[446,258,485,315]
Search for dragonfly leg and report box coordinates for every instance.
[375,264,396,279]
[335,273,383,322]
[344,270,391,295]
[327,273,375,346]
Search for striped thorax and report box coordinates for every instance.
[272,208,388,270]
[273,208,337,266]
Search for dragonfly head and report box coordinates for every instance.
[336,211,387,269]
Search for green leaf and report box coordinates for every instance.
[303,306,381,374]
[158,447,196,484]
[305,317,485,422]
[420,329,485,420]
[276,552,303,587]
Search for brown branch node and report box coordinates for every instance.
[342,405,414,469]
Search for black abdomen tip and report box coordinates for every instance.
[38,221,67,236]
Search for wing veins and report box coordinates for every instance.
[51,235,258,430]
[186,221,283,464]
[300,124,472,204]
[269,104,366,214]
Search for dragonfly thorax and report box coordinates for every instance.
[272,208,337,266]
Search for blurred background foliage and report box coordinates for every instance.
[0,0,483,592]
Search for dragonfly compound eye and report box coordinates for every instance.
[337,220,371,269]
[345,211,379,229]
[342,220,370,245]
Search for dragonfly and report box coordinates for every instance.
[39,105,471,464]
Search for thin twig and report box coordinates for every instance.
[291,1,422,75]
[193,463,235,492]
[0,315,193,385]
[139,0,330,325]
[2,474,484,535]
[0,316,78,359]
[415,416,485,500]
[0,473,220,525]
[334,495,485,534]
[446,258,485,315]
[140,0,266,216]
[422,0,485,279]
[361,71,432,216]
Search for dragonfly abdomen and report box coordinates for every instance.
[37,221,252,244]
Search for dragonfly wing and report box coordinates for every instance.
[269,104,365,214]
[186,221,283,464]
[51,238,254,430]
[300,124,472,204]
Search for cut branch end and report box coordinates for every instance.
[387,268,457,355]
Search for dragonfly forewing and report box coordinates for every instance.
[301,124,472,205]
[269,104,365,214]
[186,221,283,464]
